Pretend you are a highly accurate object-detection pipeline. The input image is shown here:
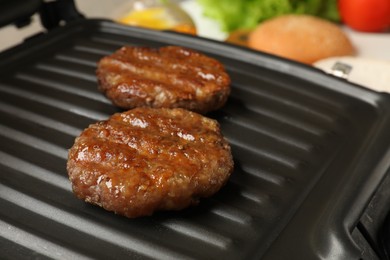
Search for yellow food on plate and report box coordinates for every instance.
[119,7,196,34]
[119,8,172,30]
[248,15,355,64]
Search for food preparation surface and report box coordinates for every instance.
[0,20,390,259]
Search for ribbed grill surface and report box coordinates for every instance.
[0,21,386,259]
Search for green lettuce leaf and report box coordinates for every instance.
[197,0,340,32]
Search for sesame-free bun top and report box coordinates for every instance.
[248,15,355,64]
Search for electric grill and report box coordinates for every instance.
[1,1,390,259]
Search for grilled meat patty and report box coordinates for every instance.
[67,108,234,218]
[96,46,231,114]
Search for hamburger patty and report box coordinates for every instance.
[67,108,233,218]
[96,46,231,114]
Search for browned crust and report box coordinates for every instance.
[96,46,231,114]
[67,108,234,218]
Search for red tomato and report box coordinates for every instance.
[338,0,390,32]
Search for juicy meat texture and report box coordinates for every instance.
[96,46,231,114]
[67,108,234,218]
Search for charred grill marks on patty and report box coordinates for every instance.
[96,46,231,114]
[67,108,233,218]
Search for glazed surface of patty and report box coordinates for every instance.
[96,46,231,114]
[67,108,234,218]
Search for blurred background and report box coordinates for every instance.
[1,0,389,54]
[1,0,389,90]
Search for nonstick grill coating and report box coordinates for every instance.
[0,20,390,259]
